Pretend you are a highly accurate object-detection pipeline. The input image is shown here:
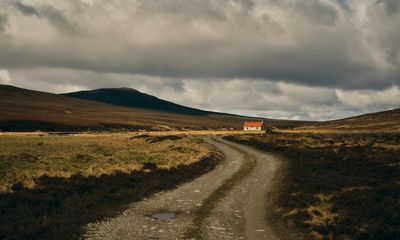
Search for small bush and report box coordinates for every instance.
[142,162,157,171]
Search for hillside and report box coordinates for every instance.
[0,85,306,131]
[63,88,217,116]
[295,108,400,132]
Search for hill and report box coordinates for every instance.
[63,88,217,116]
[294,108,400,132]
[0,85,307,131]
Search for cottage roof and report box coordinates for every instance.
[244,121,264,127]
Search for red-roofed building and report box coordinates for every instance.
[243,121,264,131]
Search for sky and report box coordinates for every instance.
[0,0,399,120]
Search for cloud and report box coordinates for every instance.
[336,86,400,109]
[271,0,338,26]
[6,67,400,120]
[0,14,7,32]
[0,0,398,90]
[11,1,78,34]
[14,2,39,16]
[377,0,400,15]
[0,69,12,85]
[0,1,399,121]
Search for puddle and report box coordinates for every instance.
[151,212,176,220]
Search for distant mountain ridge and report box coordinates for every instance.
[1,84,397,132]
[2,84,309,131]
[63,88,220,116]
[295,108,400,132]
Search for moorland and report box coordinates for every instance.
[0,133,220,239]
[226,131,400,240]
[1,84,399,240]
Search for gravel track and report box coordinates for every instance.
[84,137,284,240]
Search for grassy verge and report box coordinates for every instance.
[225,132,400,240]
[0,133,220,239]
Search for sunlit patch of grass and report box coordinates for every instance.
[0,133,213,192]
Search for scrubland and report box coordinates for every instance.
[0,132,220,239]
[0,132,213,191]
[226,132,400,240]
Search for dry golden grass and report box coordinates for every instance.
[305,193,338,239]
[0,131,225,240]
[0,132,214,192]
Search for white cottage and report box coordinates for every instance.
[243,121,264,131]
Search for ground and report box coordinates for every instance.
[0,132,214,192]
[226,132,400,239]
[1,130,398,240]
[84,137,288,240]
[0,132,222,239]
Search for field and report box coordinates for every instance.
[2,128,399,239]
[0,132,220,239]
[226,132,400,240]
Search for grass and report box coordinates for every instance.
[0,132,212,192]
[226,132,400,240]
[0,133,221,239]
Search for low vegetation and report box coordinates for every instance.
[226,132,400,240]
[293,108,400,132]
[0,132,211,191]
[0,133,220,239]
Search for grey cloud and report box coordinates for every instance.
[236,0,255,11]
[377,0,400,15]
[0,0,399,91]
[7,67,400,121]
[136,0,227,23]
[12,1,78,34]
[14,2,39,16]
[336,0,350,11]
[269,0,337,25]
[0,14,7,32]
[293,0,338,26]
[41,6,79,34]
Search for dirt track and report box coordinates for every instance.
[84,137,285,240]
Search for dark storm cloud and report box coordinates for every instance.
[14,2,39,16]
[0,0,399,92]
[41,6,78,34]
[270,0,338,25]
[377,0,400,15]
[137,0,227,22]
[0,14,7,32]
[12,1,78,34]
[300,1,337,25]
[336,0,350,10]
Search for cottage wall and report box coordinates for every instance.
[243,126,262,131]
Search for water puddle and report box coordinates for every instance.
[151,212,176,220]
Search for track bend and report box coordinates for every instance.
[84,137,282,240]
